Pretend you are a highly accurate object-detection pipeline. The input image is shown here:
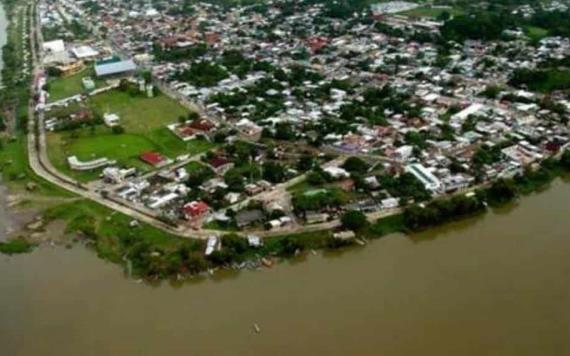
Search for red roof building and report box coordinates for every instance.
[189,119,216,133]
[307,36,329,53]
[183,201,210,220]
[207,155,234,173]
[204,32,220,45]
[140,151,165,166]
[208,156,229,169]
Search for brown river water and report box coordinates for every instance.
[1,179,570,355]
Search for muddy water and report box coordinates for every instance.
[1,180,570,356]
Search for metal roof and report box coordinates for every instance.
[94,59,137,77]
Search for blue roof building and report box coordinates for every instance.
[94,59,137,77]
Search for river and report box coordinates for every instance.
[1,179,570,355]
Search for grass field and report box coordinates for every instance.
[47,67,105,102]
[525,26,549,41]
[46,89,216,182]
[401,6,464,19]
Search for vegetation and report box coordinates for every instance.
[403,194,486,231]
[509,68,570,93]
[340,210,368,231]
[175,61,229,87]
[0,238,36,254]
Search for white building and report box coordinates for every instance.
[405,163,442,193]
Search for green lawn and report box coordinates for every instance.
[47,67,105,102]
[401,6,464,19]
[87,90,188,131]
[46,90,215,182]
[184,161,206,172]
[525,26,548,41]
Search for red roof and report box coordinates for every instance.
[140,151,165,166]
[183,201,210,217]
[189,119,215,132]
[178,126,198,137]
[204,32,220,45]
[208,156,230,168]
[307,37,329,52]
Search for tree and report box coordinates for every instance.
[187,111,200,121]
[486,179,517,206]
[111,126,125,135]
[262,162,286,183]
[342,157,368,174]
[340,210,368,231]
[296,155,315,172]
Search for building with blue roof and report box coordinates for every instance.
[94,59,137,77]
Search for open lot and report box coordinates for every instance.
[46,89,215,182]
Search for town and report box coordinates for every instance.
[28,0,570,256]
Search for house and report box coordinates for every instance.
[102,167,136,184]
[245,183,264,196]
[205,235,220,256]
[333,230,356,240]
[305,212,330,224]
[188,118,216,136]
[324,166,350,179]
[236,118,263,140]
[247,235,263,247]
[43,39,65,53]
[82,77,95,90]
[140,151,166,167]
[235,209,265,228]
[183,201,211,220]
[208,156,234,174]
[71,46,99,60]
[103,113,120,127]
[381,197,399,209]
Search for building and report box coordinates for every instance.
[405,163,442,193]
[82,77,95,90]
[94,59,137,77]
[140,151,166,166]
[43,39,65,53]
[103,113,120,127]
[208,156,234,174]
[235,209,265,228]
[67,156,115,171]
[71,46,100,60]
[183,201,211,220]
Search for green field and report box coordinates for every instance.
[525,26,549,41]
[401,6,464,19]
[47,67,106,102]
[46,89,215,182]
